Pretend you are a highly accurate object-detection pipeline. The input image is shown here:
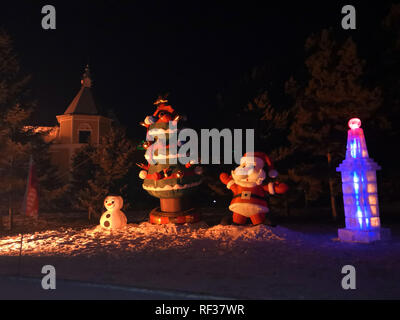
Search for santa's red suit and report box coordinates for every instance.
[220,173,288,225]
[219,151,288,225]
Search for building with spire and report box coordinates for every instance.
[44,66,112,180]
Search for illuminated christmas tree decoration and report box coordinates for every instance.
[337,118,390,243]
[139,97,203,225]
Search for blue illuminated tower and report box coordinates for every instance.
[337,118,390,243]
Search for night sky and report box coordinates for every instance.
[0,1,395,136]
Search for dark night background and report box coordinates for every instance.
[1,1,395,135]
[2,2,400,301]
[1,0,400,214]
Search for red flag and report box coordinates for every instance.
[22,156,39,217]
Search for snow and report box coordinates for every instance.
[0,212,399,299]
[0,222,284,257]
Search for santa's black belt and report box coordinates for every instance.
[232,193,266,201]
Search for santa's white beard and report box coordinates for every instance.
[231,169,266,187]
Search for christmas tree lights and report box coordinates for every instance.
[138,97,203,224]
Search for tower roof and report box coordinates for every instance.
[64,65,98,115]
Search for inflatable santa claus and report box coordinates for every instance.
[220,152,288,225]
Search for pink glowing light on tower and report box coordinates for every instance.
[348,118,361,130]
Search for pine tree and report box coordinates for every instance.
[287,29,382,220]
[70,125,136,220]
[380,4,400,138]
[377,4,400,202]
[216,64,290,149]
[0,30,64,220]
[0,105,32,221]
[0,30,34,226]
[246,91,289,150]
[29,129,67,211]
[0,30,31,113]
[213,65,292,214]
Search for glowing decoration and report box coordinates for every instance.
[144,116,156,125]
[336,118,390,243]
[137,140,147,150]
[348,118,361,130]
[176,170,184,178]
[139,170,148,179]
[142,141,151,149]
[139,97,202,225]
[219,152,288,226]
[99,196,127,230]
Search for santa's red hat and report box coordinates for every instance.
[153,104,175,117]
[243,151,278,178]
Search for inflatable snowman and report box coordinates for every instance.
[99,195,127,230]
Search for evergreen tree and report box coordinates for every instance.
[380,4,400,138]
[0,30,64,218]
[287,29,383,219]
[246,90,289,151]
[0,105,32,216]
[213,65,292,213]
[377,4,400,202]
[0,30,35,220]
[216,64,290,149]
[245,88,292,214]
[70,125,136,220]
[30,129,68,211]
[0,30,31,113]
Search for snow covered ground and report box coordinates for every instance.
[0,212,399,299]
[0,222,284,257]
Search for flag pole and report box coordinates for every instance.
[17,155,34,277]
[8,179,13,230]
[17,233,24,277]
[22,155,39,219]
[8,206,13,231]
